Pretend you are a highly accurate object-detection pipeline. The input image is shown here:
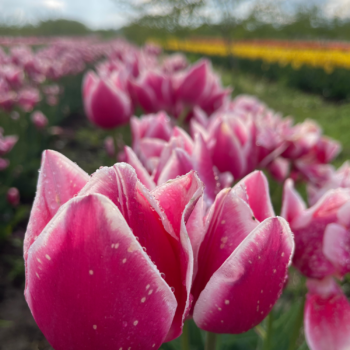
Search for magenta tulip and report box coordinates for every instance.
[82,71,132,129]
[190,171,294,333]
[25,150,204,349]
[305,277,350,350]
[7,187,20,206]
[31,111,48,130]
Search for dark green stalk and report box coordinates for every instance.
[181,320,190,350]
[288,296,306,350]
[262,311,274,350]
[204,332,217,350]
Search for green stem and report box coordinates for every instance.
[262,311,273,350]
[181,320,190,350]
[288,296,306,350]
[204,332,217,350]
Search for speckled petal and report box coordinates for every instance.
[124,146,156,190]
[193,217,294,334]
[24,150,89,262]
[233,171,275,222]
[25,194,177,350]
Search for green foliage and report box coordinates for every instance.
[0,19,117,37]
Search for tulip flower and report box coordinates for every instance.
[25,150,203,349]
[0,158,9,171]
[7,187,20,206]
[82,71,132,129]
[282,179,350,279]
[304,277,350,350]
[31,111,48,130]
[190,171,294,333]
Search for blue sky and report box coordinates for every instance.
[0,0,349,30]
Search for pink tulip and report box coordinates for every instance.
[7,187,20,206]
[0,158,9,171]
[307,161,350,205]
[25,150,203,348]
[82,71,132,129]
[305,277,350,350]
[190,171,294,333]
[162,53,188,74]
[17,87,41,112]
[0,132,18,156]
[282,179,350,279]
[31,111,48,130]
[104,136,115,158]
[132,70,175,114]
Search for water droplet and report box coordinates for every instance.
[122,321,127,327]
[160,273,166,279]
[170,287,175,293]
[142,247,147,252]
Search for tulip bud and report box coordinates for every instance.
[31,111,48,130]
[0,158,9,171]
[82,71,132,129]
[104,136,115,158]
[7,187,20,206]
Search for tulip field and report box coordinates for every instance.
[1,35,350,350]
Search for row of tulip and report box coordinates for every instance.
[22,40,350,350]
[154,37,350,73]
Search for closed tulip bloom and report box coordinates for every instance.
[31,111,48,130]
[83,71,132,129]
[7,187,20,206]
[190,171,294,333]
[24,150,203,349]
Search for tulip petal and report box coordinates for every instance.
[80,164,199,341]
[152,171,204,339]
[25,194,177,350]
[191,188,259,305]
[291,189,350,279]
[281,178,306,223]
[305,278,350,350]
[233,171,275,222]
[192,133,219,204]
[24,150,89,261]
[124,146,156,190]
[193,217,294,334]
[323,223,350,276]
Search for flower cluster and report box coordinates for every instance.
[24,150,294,350]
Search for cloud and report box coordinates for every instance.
[324,0,350,19]
[42,0,66,10]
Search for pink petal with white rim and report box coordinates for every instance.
[210,119,245,179]
[25,194,177,350]
[281,178,306,224]
[305,277,350,350]
[124,146,155,190]
[186,196,206,281]
[80,165,200,341]
[233,171,275,222]
[191,188,260,306]
[323,223,350,276]
[192,133,219,204]
[172,127,194,154]
[24,150,89,262]
[157,148,193,185]
[291,189,350,279]
[152,171,204,339]
[193,217,294,334]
